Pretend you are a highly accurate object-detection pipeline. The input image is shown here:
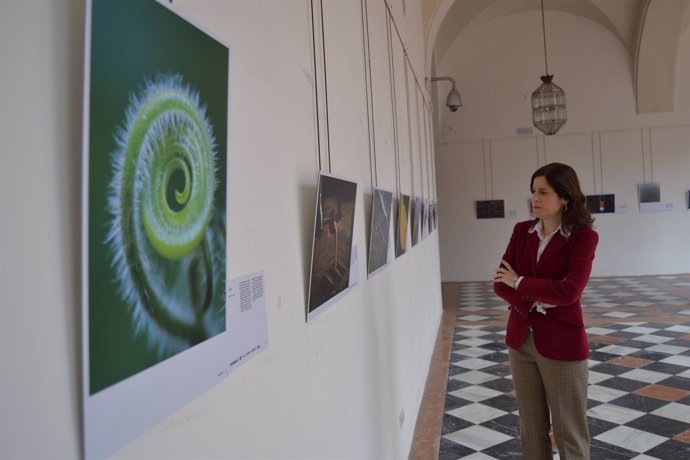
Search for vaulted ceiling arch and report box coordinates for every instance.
[424,0,690,114]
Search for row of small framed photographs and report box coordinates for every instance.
[475,183,685,219]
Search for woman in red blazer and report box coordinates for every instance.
[494,163,597,460]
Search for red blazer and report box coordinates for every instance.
[494,220,598,361]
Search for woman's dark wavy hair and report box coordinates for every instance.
[531,162,594,233]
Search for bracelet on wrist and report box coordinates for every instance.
[512,276,518,289]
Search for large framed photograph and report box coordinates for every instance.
[307,172,358,320]
[82,1,233,458]
[367,188,393,278]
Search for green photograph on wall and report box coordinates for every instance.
[88,0,228,396]
[83,1,230,458]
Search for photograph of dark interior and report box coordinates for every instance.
[476,199,505,219]
[367,188,393,277]
[307,173,358,315]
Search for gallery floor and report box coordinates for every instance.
[409,275,690,459]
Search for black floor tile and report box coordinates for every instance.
[644,439,690,458]
[642,361,688,375]
[479,413,520,438]
[589,362,632,376]
[481,394,518,413]
[625,413,688,438]
[658,376,690,391]
[589,439,637,459]
[444,393,474,412]
[587,416,618,437]
[441,413,474,436]
[438,437,476,459]
[445,378,471,392]
[481,437,524,459]
[608,393,668,413]
[597,376,650,392]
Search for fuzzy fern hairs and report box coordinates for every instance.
[106,74,226,357]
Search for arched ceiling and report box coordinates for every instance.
[425,0,690,113]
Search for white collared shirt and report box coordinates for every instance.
[515,220,569,313]
[528,219,570,263]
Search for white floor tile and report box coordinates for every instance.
[665,324,690,333]
[453,357,496,370]
[622,326,659,334]
[461,453,498,460]
[587,403,645,424]
[591,302,620,308]
[450,370,499,385]
[449,385,503,403]
[588,371,613,384]
[594,426,667,453]
[588,385,627,402]
[619,368,670,384]
[455,347,494,358]
[660,355,690,367]
[456,338,493,347]
[634,334,673,344]
[603,312,637,318]
[596,345,639,355]
[443,425,513,451]
[456,329,492,337]
[625,301,655,307]
[586,327,617,336]
[459,315,491,322]
[651,402,690,423]
[446,403,507,424]
[648,344,690,355]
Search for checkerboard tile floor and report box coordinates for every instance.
[440,276,690,459]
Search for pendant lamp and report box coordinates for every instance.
[531,0,566,135]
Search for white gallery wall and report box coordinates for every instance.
[0,0,442,459]
[436,10,690,281]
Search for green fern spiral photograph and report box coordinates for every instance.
[88,0,229,395]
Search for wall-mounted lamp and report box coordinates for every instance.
[431,76,462,112]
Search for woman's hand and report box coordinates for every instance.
[494,259,518,288]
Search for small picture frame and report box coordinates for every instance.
[586,194,615,214]
[476,200,505,219]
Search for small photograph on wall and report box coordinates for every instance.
[429,203,435,231]
[687,190,690,210]
[638,182,661,203]
[528,199,533,216]
[412,196,422,246]
[476,200,505,219]
[433,200,439,229]
[586,194,615,214]
[83,0,231,458]
[367,188,393,278]
[423,198,430,238]
[395,194,411,258]
[307,172,358,319]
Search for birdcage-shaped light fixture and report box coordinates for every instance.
[531,0,566,135]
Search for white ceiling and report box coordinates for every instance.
[425,0,690,113]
